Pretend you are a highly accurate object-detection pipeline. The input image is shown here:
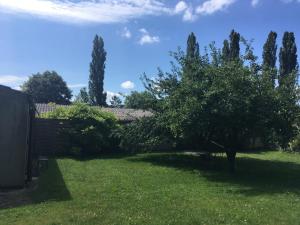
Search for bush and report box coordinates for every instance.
[120,116,175,153]
[42,103,121,156]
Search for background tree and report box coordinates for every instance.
[21,71,72,104]
[277,32,299,147]
[124,91,157,110]
[222,40,230,63]
[262,31,277,87]
[110,95,122,108]
[279,32,298,85]
[183,32,201,82]
[75,87,90,103]
[229,30,240,61]
[186,32,199,60]
[89,35,107,106]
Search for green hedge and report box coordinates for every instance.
[41,103,121,156]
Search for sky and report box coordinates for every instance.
[0,0,299,103]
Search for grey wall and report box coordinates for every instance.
[0,86,30,188]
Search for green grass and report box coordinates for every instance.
[1,151,300,225]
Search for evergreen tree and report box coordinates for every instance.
[89,35,107,106]
[262,31,277,86]
[186,32,199,60]
[222,39,230,63]
[279,32,298,85]
[229,30,240,61]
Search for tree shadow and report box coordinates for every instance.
[128,153,300,196]
[56,151,136,162]
[0,159,71,210]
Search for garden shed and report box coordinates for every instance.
[0,85,34,188]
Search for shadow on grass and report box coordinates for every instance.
[56,151,136,161]
[0,159,71,210]
[129,153,300,196]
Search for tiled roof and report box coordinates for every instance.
[35,103,153,122]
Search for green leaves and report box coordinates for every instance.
[21,71,72,104]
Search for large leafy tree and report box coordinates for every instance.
[262,31,277,87]
[21,71,72,104]
[144,32,282,172]
[124,91,157,110]
[89,35,107,106]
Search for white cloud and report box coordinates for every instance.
[0,0,173,24]
[251,0,260,7]
[174,1,197,22]
[121,80,135,89]
[138,28,160,45]
[68,83,86,89]
[174,1,188,14]
[183,8,197,21]
[0,75,28,85]
[281,0,300,3]
[121,27,132,39]
[196,0,236,15]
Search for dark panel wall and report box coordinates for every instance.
[0,86,30,188]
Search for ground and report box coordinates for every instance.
[0,151,300,225]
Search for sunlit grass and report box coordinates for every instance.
[1,151,300,225]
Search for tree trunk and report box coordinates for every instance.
[226,150,236,173]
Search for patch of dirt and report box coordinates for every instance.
[0,178,38,209]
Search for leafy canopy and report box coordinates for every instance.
[21,71,72,104]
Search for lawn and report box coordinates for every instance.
[1,151,300,225]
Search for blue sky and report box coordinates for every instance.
[0,0,299,102]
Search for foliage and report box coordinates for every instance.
[124,91,158,110]
[262,31,277,87]
[143,30,299,172]
[229,29,240,61]
[186,32,199,60]
[222,40,230,63]
[21,71,72,104]
[42,103,120,155]
[89,35,107,106]
[120,116,174,153]
[110,95,122,108]
[75,87,90,104]
[279,32,298,82]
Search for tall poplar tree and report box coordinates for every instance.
[262,31,277,86]
[183,32,200,81]
[186,32,199,60]
[89,35,107,106]
[279,32,298,85]
[229,30,240,61]
[222,39,230,63]
[277,32,299,147]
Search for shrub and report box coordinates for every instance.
[120,116,175,153]
[42,103,121,156]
